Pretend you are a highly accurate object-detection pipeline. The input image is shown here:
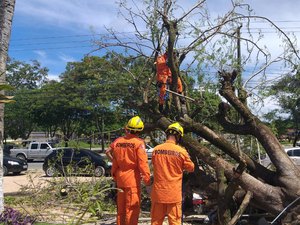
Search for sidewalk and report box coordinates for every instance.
[3,171,102,194]
[3,171,46,194]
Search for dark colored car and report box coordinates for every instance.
[4,144,17,155]
[3,154,28,176]
[43,148,111,177]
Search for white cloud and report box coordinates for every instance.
[15,0,119,32]
[250,96,279,115]
[58,53,76,63]
[48,73,60,81]
[33,50,47,58]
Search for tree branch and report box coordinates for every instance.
[177,0,206,23]
[217,102,252,135]
[228,191,253,225]
[219,70,300,179]
[180,133,284,214]
[180,115,275,183]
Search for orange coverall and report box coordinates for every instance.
[150,139,194,225]
[156,53,183,105]
[111,133,151,225]
[156,53,171,105]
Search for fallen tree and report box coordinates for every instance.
[94,0,300,222]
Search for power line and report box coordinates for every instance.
[10,19,300,42]
[10,31,138,42]
[9,30,300,46]
[11,39,92,47]
[9,45,94,52]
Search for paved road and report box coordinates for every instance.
[28,161,43,171]
[27,152,109,171]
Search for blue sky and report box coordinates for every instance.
[9,0,300,79]
[9,1,122,79]
[8,0,300,116]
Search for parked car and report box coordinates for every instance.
[145,144,154,159]
[10,141,55,161]
[261,147,300,168]
[4,143,17,155]
[286,147,300,166]
[3,154,28,176]
[43,148,111,177]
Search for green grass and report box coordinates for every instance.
[35,223,65,225]
[58,140,108,149]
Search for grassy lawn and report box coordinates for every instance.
[35,223,64,225]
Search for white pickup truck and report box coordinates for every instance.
[10,142,55,161]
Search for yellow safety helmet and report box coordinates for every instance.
[166,122,184,137]
[126,116,144,132]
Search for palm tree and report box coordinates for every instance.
[0,0,16,212]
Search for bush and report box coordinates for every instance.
[0,206,36,225]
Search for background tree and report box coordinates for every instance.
[0,0,16,212]
[57,55,129,144]
[263,110,295,141]
[268,70,300,146]
[25,54,153,146]
[6,58,48,91]
[4,58,49,140]
[4,90,36,140]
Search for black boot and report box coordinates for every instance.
[159,104,164,113]
[164,101,170,115]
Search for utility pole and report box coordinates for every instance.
[236,25,242,90]
[236,25,242,156]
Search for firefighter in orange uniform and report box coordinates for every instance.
[150,122,194,225]
[155,52,172,112]
[110,116,151,225]
[155,52,183,113]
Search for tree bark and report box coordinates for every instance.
[181,115,275,183]
[0,0,16,212]
[218,71,300,195]
[228,191,253,225]
[216,167,231,225]
[155,116,287,214]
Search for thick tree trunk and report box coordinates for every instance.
[0,0,16,212]
[216,167,231,224]
[218,71,300,195]
[183,134,286,214]
[155,88,300,219]
[155,116,287,214]
[179,71,300,216]
[181,115,275,183]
